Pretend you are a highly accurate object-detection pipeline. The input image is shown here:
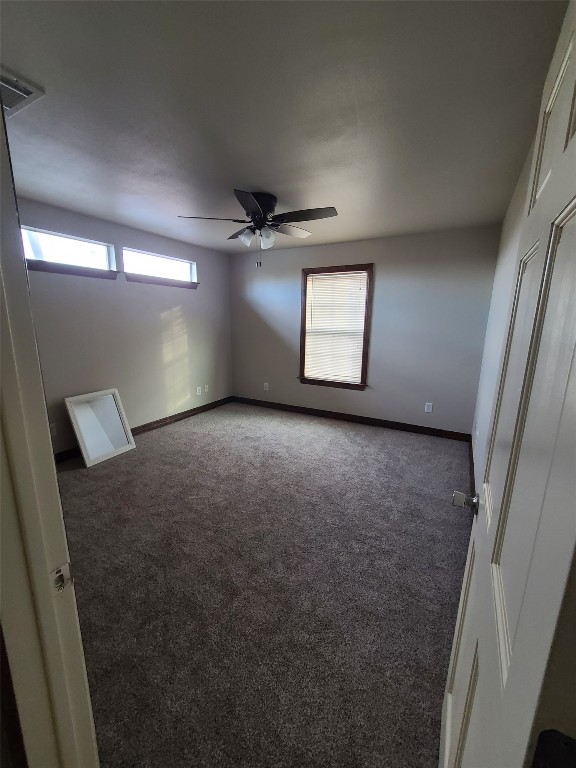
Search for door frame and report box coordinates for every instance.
[1,115,99,767]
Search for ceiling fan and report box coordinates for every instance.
[179,189,338,249]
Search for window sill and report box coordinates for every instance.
[26,260,119,279]
[125,273,199,289]
[298,377,367,391]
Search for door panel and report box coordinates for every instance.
[498,212,576,653]
[530,38,574,208]
[451,646,478,768]
[443,537,476,768]
[441,4,576,766]
[483,241,546,531]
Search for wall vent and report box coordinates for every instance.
[1,68,44,117]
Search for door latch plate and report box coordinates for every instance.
[50,562,73,593]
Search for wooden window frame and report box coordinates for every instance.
[299,263,374,391]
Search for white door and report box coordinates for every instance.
[440,4,576,767]
[1,116,99,765]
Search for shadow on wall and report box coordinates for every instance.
[233,293,299,387]
[244,272,302,349]
[233,294,368,415]
[47,400,77,454]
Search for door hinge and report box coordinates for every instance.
[50,562,73,593]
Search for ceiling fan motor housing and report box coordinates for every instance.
[249,192,277,225]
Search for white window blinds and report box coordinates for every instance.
[303,269,370,385]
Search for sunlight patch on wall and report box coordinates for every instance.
[161,305,191,413]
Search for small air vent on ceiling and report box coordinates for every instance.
[1,68,44,117]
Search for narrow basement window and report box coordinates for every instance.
[122,248,198,288]
[299,264,374,390]
[22,227,116,278]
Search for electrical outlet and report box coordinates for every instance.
[264,382,269,391]
[196,387,202,396]
[204,384,209,393]
[425,402,433,413]
[49,421,57,437]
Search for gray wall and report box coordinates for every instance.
[19,199,231,453]
[471,149,533,483]
[230,226,499,434]
[20,200,502,448]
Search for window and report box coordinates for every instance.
[20,227,198,289]
[122,248,198,288]
[300,264,373,390]
[22,227,116,278]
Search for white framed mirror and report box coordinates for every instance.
[65,388,135,467]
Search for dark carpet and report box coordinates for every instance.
[58,403,472,768]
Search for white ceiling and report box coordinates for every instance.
[1,1,567,253]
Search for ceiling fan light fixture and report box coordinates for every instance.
[260,226,275,250]
[179,190,338,246]
[238,228,254,247]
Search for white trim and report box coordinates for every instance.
[1,116,99,767]
[65,388,136,467]
[1,429,62,768]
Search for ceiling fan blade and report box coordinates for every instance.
[179,216,248,222]
[228,227,251,240]
[234,189,263,219]
[272,206,337,224]
[274,224,311,239]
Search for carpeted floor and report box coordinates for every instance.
[58,403,472,768]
